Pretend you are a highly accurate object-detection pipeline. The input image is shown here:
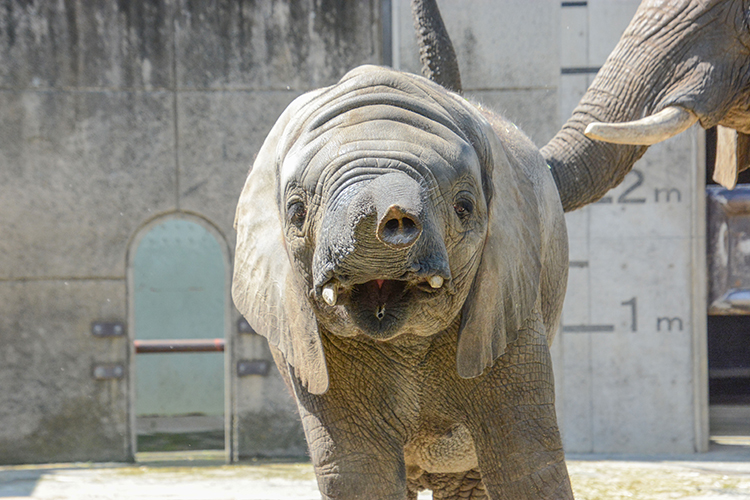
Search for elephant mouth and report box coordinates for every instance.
[349,279,409,339]
[317,272,449,339]
[345,277,448,339]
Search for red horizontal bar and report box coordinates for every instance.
[134,339,225,354]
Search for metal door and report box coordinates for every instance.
[131,218,227,449]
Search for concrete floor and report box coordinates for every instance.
[2,437,750,500]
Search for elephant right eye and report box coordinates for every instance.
[453,198,474,221]
[287,200,307,229]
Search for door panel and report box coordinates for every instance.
[133,218,226,418]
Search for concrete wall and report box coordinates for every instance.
[0,0,383,464]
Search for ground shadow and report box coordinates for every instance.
[0,468,52,498]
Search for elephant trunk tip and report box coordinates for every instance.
[377,204,423,249]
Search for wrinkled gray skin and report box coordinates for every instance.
[543,0,750,210]
[233,65,571,499]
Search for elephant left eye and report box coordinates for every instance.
[453,199,473,220]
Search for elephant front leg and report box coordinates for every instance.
[472,412,572,499]
[296,397,409,499]
[466,340,574,499]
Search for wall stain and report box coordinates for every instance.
[0,397,128,465]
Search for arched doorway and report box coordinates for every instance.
[128,215,230,456]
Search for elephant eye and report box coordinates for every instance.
[453,198,473,220]
[287,200,307,229]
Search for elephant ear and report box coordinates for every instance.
[456,122,542,379]
[232,91,328,395]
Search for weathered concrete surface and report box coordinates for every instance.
[396,0,559,146]
[398,0,558,90]
[0,0,714,464]
[2,440,750,500]
[0,2,173,89]
[0,280,130,464]
[175,1,382,90]
[554,128,705,455]
[0,89,176,279]
[232,331,307,459]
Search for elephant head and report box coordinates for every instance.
[543,0,750,208]
[233,66,543,394]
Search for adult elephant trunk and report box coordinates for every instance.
[543,0,750,211]
[541,44,656,212]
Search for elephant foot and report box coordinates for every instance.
[408,469,487,500]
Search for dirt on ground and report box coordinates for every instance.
[2,438,750,500]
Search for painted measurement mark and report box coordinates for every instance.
[593,169,681,204]
[654,187,681,202]
[618,170,646,204]
[562,324,615,333]
[595,170,645,204]
[656,316,683,331]
[621,297,637,332]
[564,259,614,332]
[563,297,634,334]
[563,295,685,334]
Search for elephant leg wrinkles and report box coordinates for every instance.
[291,329,425,500]
[459,314,573,500]
[288,312,572,500]
[295,395,409,500]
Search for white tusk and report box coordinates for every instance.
[428,276,444,289]
[584,106,698,146]
[322,284,337,306]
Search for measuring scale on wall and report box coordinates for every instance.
[551,128,707,454]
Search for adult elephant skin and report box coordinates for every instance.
[542,0,750,209]
[233,64,571,499]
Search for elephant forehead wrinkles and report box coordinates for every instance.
[277,66,489,180]
[280,117,482,204]
[276,86,467,168]
[324,139,478,199]
[317,159,428,210]
[305,88,467,142]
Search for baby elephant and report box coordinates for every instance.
[233,65,572,499]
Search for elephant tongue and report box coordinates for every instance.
[376,279,385,288]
